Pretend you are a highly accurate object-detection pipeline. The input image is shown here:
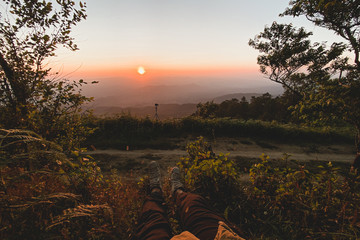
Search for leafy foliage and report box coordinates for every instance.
[249,1,360,152]
[245,154,360,239]
[283,0,360,67]
[0,0,94,151]
[176,138,360,239]
[87,115,353,150]
[249,22,324,97]
[178,137,239,209]
[195,93,295,123]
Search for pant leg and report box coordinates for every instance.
[135,192,172,240]
[175,192,226,240]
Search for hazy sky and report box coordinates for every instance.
[52,0,343,91]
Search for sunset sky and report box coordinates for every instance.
[52,0,343,94]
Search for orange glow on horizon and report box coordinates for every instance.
[55,63,260,80]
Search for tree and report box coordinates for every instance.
[195,101,219,118]
[238,96,249,120]
[283,0,360,69]
[249,93,280,121]
[248,22,345,97]
[249,1,360,152]
[218,98,240,118]
[0,0,92,150]
[284,0,360,152]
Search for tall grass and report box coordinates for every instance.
[0,129,143,239]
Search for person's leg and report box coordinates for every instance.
[135,161,172,240]
[175,191,225,240]
[170,167,226,240]
[135,190,172,240]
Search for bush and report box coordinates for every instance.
[86,115,353,150]
[177,137,241,212]
[176,138,360,239]
[246,154,360,239]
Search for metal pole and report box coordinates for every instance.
[154,103,159,121]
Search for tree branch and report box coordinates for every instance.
[0,51,15,84]
[0,51,27,109]
[344,27,360,69]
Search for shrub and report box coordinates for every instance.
[177,137,240,211]
[86,115,353,149]
[245,154,360,239]
[176,138,360,239]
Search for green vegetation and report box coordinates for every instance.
[195,93,296,123]
[249,0,360,152]
[0,0,94,151]
[86,115,353,150]
[179,137,360,239]
[2,133,359,239]
[177,137,240,210]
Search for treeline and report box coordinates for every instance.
[195,93,299,123]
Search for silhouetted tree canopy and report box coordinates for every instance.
[195,93,294,123]
[0,0,93,150]
[249,0,360,152]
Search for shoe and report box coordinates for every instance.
[149,161,161,190]
[170,167,184,194]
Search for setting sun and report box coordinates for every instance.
[137,66,146,75]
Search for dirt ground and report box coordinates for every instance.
[86,137,356,179]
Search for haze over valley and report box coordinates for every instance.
[83,76,283,117]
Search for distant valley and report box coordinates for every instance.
[92,103,197,118]
[90,92,264,118]
[85,83,282,118]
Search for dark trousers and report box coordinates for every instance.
[135,192,226,240]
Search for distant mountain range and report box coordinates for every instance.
[92,103,197,118]
[90,84,280,107]
[90,87,267,118]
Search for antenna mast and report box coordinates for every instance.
[154,103,159,121]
